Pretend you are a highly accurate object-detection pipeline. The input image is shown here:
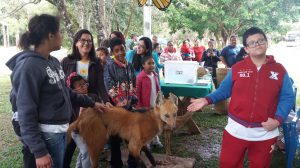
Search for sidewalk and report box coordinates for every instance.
[0,46,68,75]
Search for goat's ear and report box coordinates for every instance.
[169,92,178,106]
[155,91,165,106]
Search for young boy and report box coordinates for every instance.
[104,37,138,168]
[188,27,295,168]
[66,72,95,168]
[96,47,110,67]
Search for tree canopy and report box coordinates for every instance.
[1,0,300,48]
[166,0,300,46]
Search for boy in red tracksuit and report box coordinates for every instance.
[136,56,163,148]
[187,27,295,168]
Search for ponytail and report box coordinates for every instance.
[18,14,60,50]
[19,31,32,49]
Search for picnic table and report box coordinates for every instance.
[160,75,213,155]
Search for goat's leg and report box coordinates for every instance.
[128,142,146,168]
[141,145,156,166]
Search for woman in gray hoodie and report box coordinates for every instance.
[6,14,104,168]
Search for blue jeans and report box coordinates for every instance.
[41,132,66,168]
[71,132,91,168]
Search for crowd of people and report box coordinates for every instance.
[6,13,295,168]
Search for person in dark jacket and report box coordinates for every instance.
[61,29,109,168]
[61,29,108,102]
[235,47,248,63]
[6,14,104,168]
[104,37,138,168]
[201,40,221,87]
[66,73,100,168]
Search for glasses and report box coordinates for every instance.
[246,39,266,48]
[79,39,93,45]
[76,82,89,89]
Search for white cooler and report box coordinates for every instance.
[164,61,199,84]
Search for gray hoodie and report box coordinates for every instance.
[6,50,95,158]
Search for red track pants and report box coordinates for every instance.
[219,130,277,168]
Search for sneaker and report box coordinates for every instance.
[151,140,164,149]
[104,143,111,150]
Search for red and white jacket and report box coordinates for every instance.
[206,56,295,127]
[136,70,160,108]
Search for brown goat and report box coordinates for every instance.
[67,92,194,168]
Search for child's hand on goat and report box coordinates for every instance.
[94,102,105,112]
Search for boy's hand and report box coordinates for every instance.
[187,98,208,112]
[94,102,105,112]
[116,100,127,107]
[261,118,280,131]
[36,154,52,168]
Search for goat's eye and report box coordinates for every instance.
[165,114,170,118]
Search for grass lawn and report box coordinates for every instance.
[0,74,299,168]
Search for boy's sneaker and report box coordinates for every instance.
[104,143,111,150]
[151,140,164,149]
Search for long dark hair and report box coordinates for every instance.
[110,31,125,43]
[19,14,60,49]
[153,43,160,51]
[132,37,152,71]
[68,29,97,62]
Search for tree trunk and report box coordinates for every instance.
[16,29,20,46]
[93,0,111,47]
[220,28,228,48]
[78,0,84,29]
[124,0,135,39]
[214,33,221,49]
[46,0,77,43]
[2,24,7,47]
[6,25,10,47]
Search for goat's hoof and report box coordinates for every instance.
[138,163,147,168]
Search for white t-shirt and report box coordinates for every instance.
[225,117,279,141]
[147,73,157,107]
[77,61,89,80]
[39,123,69,133]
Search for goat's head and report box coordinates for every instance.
[155,92,178,130]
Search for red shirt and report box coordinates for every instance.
[181,44,190,54]
[193,46,206,62]
[136,70,160,108]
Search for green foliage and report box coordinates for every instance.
[111,2,144,37]
[166,0,300,44]
[0,1,58,46]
